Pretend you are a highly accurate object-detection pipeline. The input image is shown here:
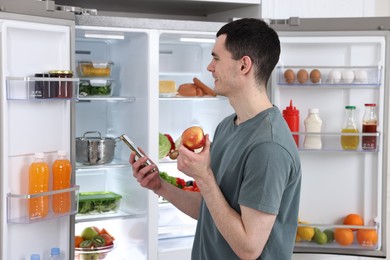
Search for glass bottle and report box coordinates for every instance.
[362,103,378,150]
[341,106,359,150]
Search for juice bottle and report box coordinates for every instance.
[341,106,359,150]
[52,150,72,214]
[29,152,49,219]
[362,103,378,150]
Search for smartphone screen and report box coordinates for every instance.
[120,134,151,165]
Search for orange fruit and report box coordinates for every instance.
[343,213,364,231]
[334,228,354,246]
[357,229,378,247]
[74,235,83,248]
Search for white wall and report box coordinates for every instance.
[261,0,390,19]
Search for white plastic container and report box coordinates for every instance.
[303,108,323,149]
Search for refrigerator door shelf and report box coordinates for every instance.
[277,66,382,87]
[7,185,80,224]
[6,76,79,100]
[291,131,381,152]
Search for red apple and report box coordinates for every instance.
[181,126,205,150]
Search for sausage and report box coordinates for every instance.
[196,87,205,96]
[193,77,216,96]
[178,83,197,96]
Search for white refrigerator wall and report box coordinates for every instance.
[0,17,74,260]
[271,33,387,258]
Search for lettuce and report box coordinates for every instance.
[159,133,171,159]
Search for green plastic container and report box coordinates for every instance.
[78,191,122,214]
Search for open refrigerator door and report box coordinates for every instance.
[269,17,389,258]
[0,13,78,260]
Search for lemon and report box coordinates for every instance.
[313,228,328,245]
[297,222,315,241]
[324,229,334,243]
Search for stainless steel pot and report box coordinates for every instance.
[76,131,119,165]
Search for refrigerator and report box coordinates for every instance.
[1,5,390,260]
[268,17,390,259]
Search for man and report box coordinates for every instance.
[130,18,301,259]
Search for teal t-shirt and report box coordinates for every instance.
[191,106,302,260]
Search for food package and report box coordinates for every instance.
[78,79,113,97]
[78,61,113,77]
[78,191,122,214]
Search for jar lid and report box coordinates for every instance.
[345,105,356,110]
[364,103,376,107]
[309,108,319,113]
[48,70,73,75]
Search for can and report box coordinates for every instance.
[49,70,73,98]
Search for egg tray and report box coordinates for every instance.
[277,66,381,86]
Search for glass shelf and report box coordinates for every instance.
[291,131,380,152]
[294,222,380,251]
[277,66,382,87]
[7,185,79,224]
[6,76,79,100]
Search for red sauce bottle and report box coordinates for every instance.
[283,100,300,147]
[362,103,378,150]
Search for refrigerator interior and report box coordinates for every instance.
[270,33,387,257]
[1,18,76,260]
[74,26,153,259]
[157,31,234,253]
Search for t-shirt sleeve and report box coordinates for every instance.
[238,142,293,215]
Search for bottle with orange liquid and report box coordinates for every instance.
[341,106,359,150]
[52,150,72,214]
[29,152,49,219]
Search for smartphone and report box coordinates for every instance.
[120,134,152,165]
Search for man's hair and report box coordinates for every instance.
[216,18,280,86]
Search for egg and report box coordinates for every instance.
[284,69,295,84]
[297,69,308,84]
[328,70,341,84]
[342,70,355,84]
[309,69,321,84]
[354,70,368,84]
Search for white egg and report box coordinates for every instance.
[354,70,368,84]
[342,70,355,84]
[328,70,341,84]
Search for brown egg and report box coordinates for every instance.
[284,69,295,84]
[310,69,321,83]
[297,69,308,84]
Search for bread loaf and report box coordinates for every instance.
[159,80,177,93]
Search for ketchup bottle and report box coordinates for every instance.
[283,100,300,147]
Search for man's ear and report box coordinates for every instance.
[240,56,252,73]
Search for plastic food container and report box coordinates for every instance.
[78,192,122,214]
[78,79,113,97]
[78,61,113,77]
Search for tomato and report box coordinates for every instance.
[99,228,115,241]
[100,234,114,246]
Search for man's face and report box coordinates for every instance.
[207,35,241,96]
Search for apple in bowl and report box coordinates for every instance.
[181,126,205,151]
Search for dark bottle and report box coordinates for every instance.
[34,73,50,98]
[362,103,378,150]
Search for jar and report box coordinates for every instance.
[48,70,73,98]
[303,108,322,149]
[34,73,50,98]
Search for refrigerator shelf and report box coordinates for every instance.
[277,66,382,86]
[75,209,147,223]
[7,185,80,224]
[75,161,131,170]
[76,96,136,102]
[159,96,227,101]
[290,131,380,152]
[6,76,79,100]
